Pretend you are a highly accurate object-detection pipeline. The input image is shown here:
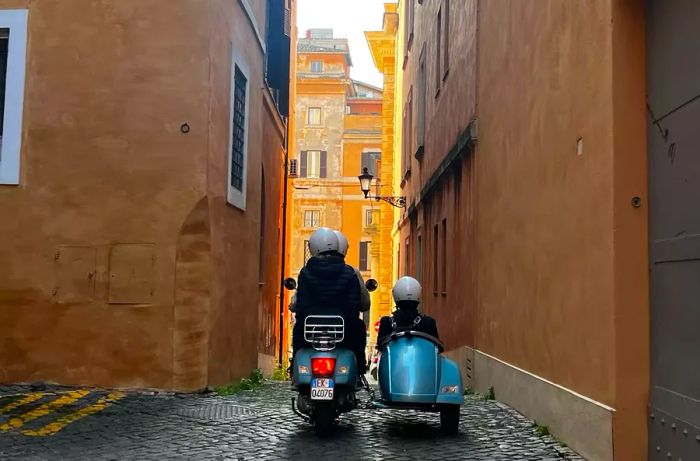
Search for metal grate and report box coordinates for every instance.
[177,403,256,421]
[230,66,247,192]
[289,158,298,177]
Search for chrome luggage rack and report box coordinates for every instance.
[304,315,345,351]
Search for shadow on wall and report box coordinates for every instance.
[173,196,211,391]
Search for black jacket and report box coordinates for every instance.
[377,309,439,343]
[295,255,361,319]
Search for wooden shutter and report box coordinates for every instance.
[300,151,308,177]
[359,242,369,271]
[320,151,327,178]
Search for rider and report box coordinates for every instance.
[377,276,439,342]
[333,230,370,374]
[333,230,371,315]
[292,228,365,371]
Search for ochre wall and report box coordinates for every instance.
[476,0,616,407]
[0,0,283,390]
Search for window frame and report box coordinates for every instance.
[306,150,321,178]
[310,60,323,73]
[416,43,427,158]
[443,0,450,80]
[303,208,321,229]
[435,6,442,98]
[227,45,251,210]
[363,207,374,228]
[307,107,322,125]
[0,9,28,186]
[359,240,370,272]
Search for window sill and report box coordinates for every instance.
[443,69,450,82]
[435,88,441,99]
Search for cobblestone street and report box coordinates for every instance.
[0,382,584,460]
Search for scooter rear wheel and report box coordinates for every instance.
[313,402,336,438]
[440,404,460,435]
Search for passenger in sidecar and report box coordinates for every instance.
[374,277,463,434]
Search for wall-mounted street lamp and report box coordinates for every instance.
[358,167,406,208]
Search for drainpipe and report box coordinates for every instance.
[278,118,290,367]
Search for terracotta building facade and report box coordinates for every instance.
[0,0,293,391]
[392,1,651,459]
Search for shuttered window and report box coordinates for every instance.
[359,241,370,272]
[299,150,327,178]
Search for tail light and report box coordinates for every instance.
[311,357,336,377]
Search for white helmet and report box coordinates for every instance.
[392,276,422,304]
[333,230,349,257]
[309,227,339,256]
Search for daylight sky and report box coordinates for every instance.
[297,0,392,88]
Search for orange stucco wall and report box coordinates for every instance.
[394,0,648,457]
[0,0,285,390]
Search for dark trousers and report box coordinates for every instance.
[292,316,367,374]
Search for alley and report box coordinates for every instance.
[0,382,582,460]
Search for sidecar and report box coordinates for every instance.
[375,330,463,434]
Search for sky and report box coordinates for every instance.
[297,0,392,88]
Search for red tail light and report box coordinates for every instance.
[311,357,336,377]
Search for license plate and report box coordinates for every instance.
[310,378,334,400]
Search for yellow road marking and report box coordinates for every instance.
[0,390,90,432]
[0,393,45,415]
[23,392,125,437]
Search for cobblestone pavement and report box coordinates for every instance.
[0,382,585,460]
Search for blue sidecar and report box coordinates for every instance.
[375,330,464,434]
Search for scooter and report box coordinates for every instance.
[373,326,464,434]
[284,277,377,437]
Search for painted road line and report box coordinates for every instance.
[0,390,90,432]
[23,391,125,437]
[0,393,45,415]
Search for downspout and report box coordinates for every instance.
[278,118,290,367]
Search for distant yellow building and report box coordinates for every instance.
[366,5,400,347]
[289,29,384,342]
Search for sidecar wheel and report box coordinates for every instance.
[313,403,335,438]
[440,405,460,435]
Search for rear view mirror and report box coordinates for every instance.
[283,277,297,290]
[365,279,378,292]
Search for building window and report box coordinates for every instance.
[259,168,266,283]
[310,60,323,72]
[228,49,250,210]
[361,151,381,176]
[435,6,442,96]
[443,0,450,79]
[304,239,312,264]
[307,107,322,125]
[404,0,414,57]
[299,150,327,178]
[417,44,427,157]
[359,241,370,272]
[303,209,321,228]
[364,208,374,227]
[441,218,447,294]
[433,224,439,295]
[405,237,411,276]
[416,233,423,285]
[0,10,28,185]
[402,89,413,178]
